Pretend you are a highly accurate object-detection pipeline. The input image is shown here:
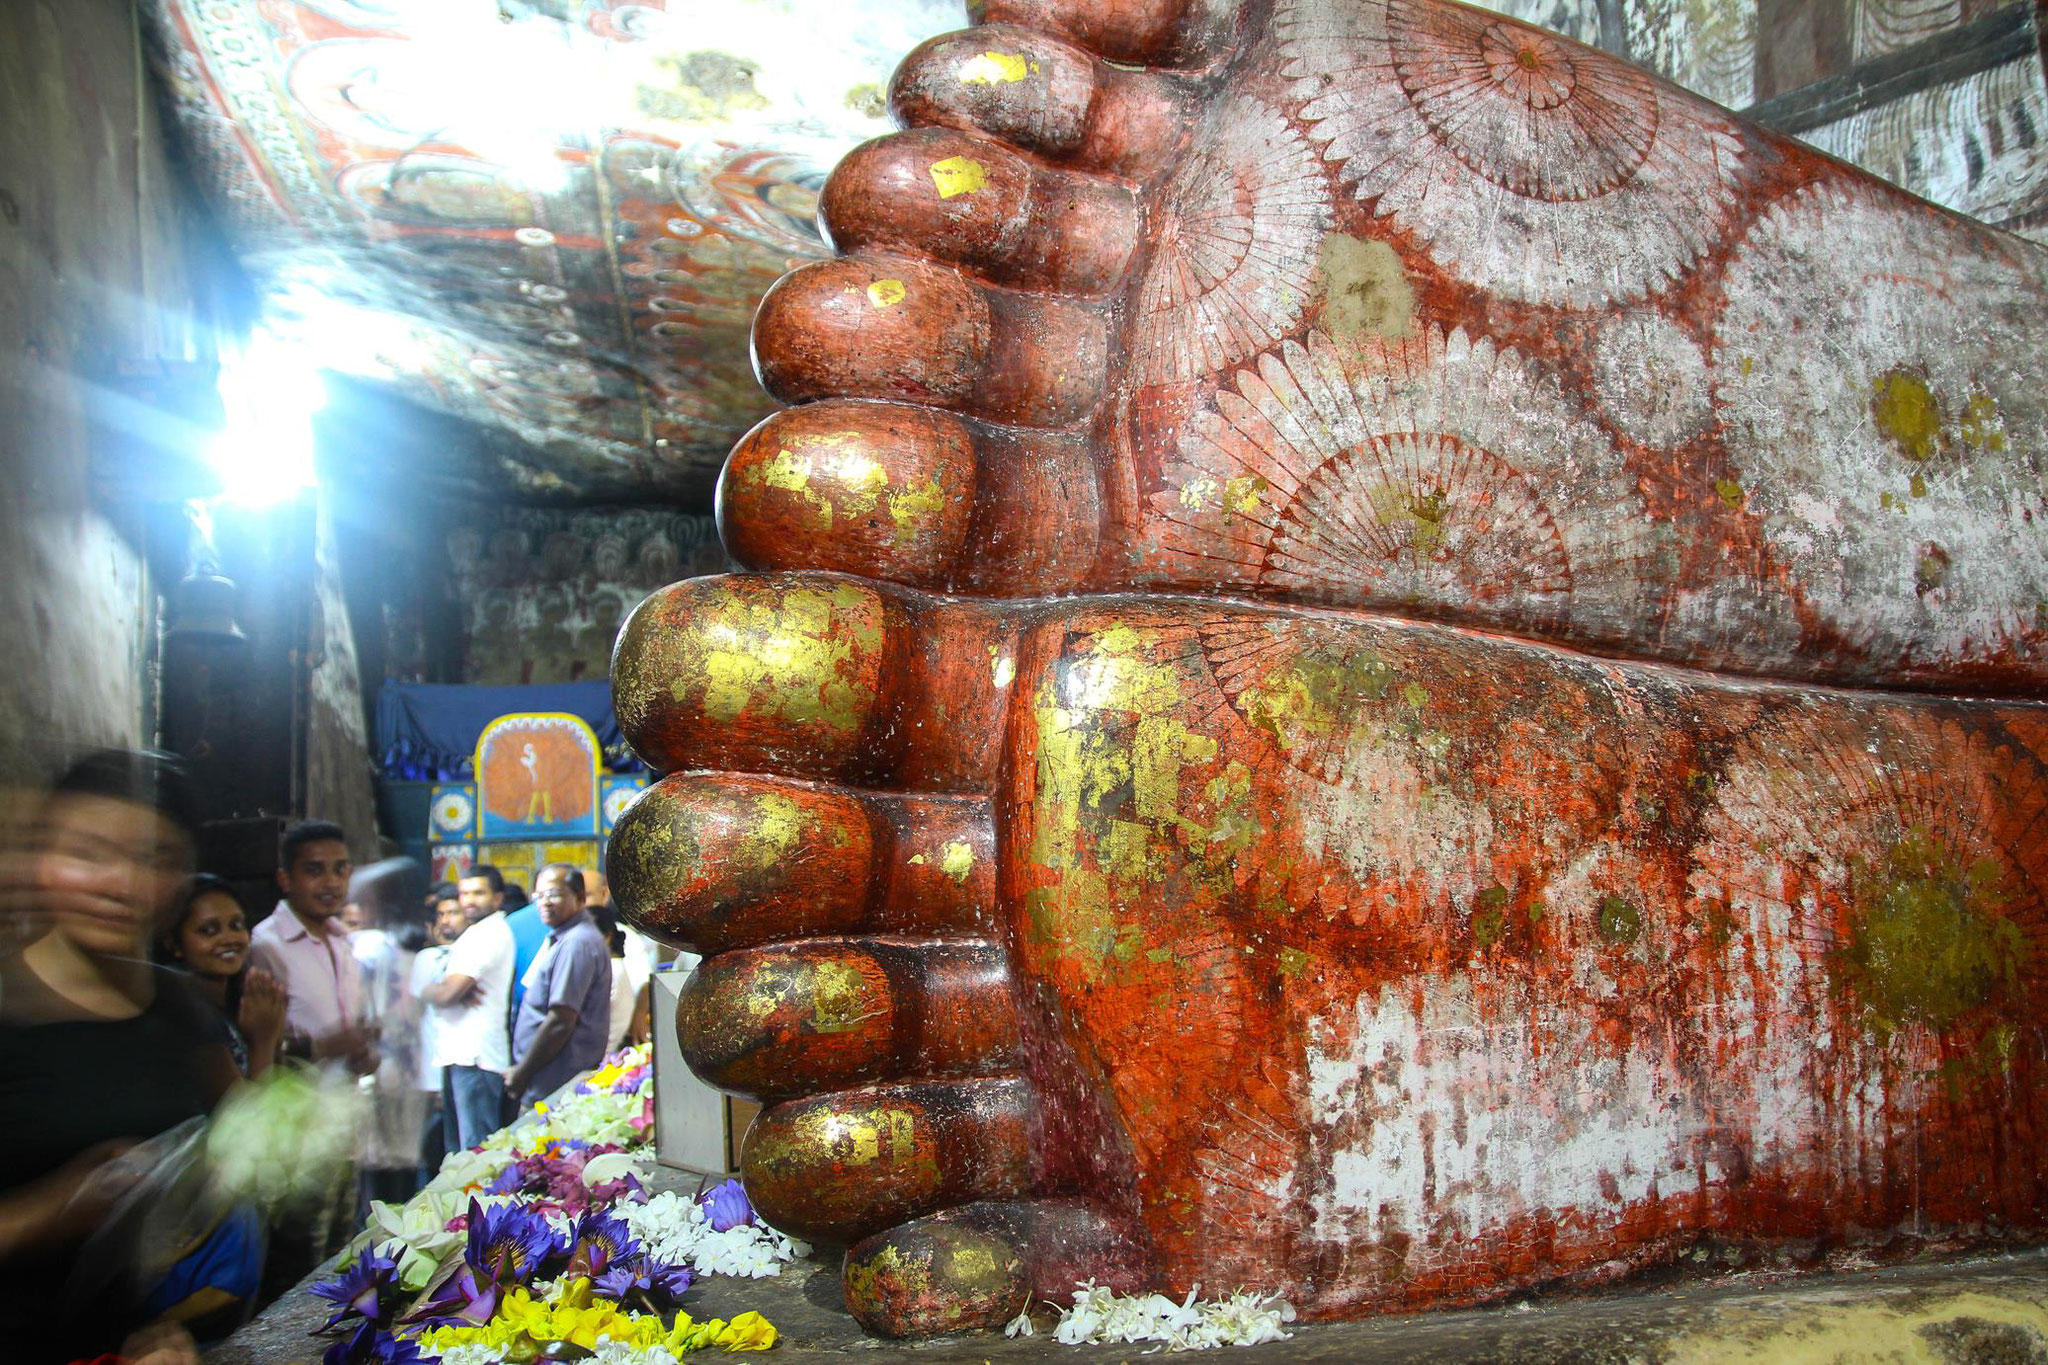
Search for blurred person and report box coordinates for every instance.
[0,750,245,1364]
[349,860,431,1213]
[155,875,286,1078]
[504,864,610,1112]
[421,864,515,1153]
[408,887,463,1185]
[590,867,662,1046]
[248,821,377,1298]
[592,904,651,1052]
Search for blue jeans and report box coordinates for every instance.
[442,1064,505,1155]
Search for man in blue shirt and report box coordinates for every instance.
[504,863,612,1111]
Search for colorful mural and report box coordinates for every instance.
[474,710,600,839]
[144,0,962,496]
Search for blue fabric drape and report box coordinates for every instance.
[375,681,639,779]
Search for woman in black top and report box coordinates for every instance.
[156,875,288,1078]
[0,751,240,1365]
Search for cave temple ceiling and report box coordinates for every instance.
[146,0,2048,503]
[144,0,962,500]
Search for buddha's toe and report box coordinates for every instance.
[607,774,994,955]
[740,1078,1038,1244]
[717,402,1099,594]
[678,938,1019,1101]
[843,1199,1150,1337]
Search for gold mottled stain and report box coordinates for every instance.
[1714,477,1746,510]
[1916,543,1950,593]
[928,155,988,199]
[1366,482,1451,551]
[867,278,907,308]
[886,476,946,543]
[739,791,807,870]
[748,437,890,530]
[844,82,887,118]
[1224,473,1269,515]
[1026,624,1218,981]
[666,581,881,734]
[1960,390,2008,453]
[1237,644,1396,756]
[939,841,975,882]
[957,50,1034,84]
[1840,825,2026,1039]
[1871,367,1944,462]
[1179,475,1221,510]
[805,958,877,1035]
[1315,232,1416,340]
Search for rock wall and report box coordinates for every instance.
[0,0,209,783]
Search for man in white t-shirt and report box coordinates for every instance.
[408,888,464,1177]
[419,864,516,1153]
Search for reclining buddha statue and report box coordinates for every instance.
[608,0,2048,1338]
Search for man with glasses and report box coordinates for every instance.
[503,863,611,1113]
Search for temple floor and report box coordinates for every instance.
[206,1160,2048,1364]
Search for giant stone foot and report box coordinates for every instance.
[611,0,2048,1341]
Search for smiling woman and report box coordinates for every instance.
[157,874,289,1079]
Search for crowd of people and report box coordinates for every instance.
[0,749,657,1365]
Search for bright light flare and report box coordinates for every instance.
[206,330,327,506]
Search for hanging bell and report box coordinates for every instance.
[166,569,248,645]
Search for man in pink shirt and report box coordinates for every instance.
[246,820,377,1297]
[248,821,377,1072]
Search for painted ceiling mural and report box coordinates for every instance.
[147,0,2048,499]
[144,0,962,497]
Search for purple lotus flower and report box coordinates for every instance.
[565,1208,641,1280]
[485,1160,532,1195]
[405,1264,500,1328]
[469,1198,570,1283]
[321,1326,425,1365]
[699,1177,754,1232]
[405,1199,568,1327]
[371,1332,425,1365]
[321,1322,372,1365]
[319,1322,424,1365]
[311,1244,404,1330]
[591,1257,693,1307]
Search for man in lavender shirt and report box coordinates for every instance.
[505,864,611,1112]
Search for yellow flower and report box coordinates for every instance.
[713,1312,778,1351]
[428,1290,776,1358]
[419,1319,529,1357]
[585,1062,628,1089]
[661,1311,777,1353]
